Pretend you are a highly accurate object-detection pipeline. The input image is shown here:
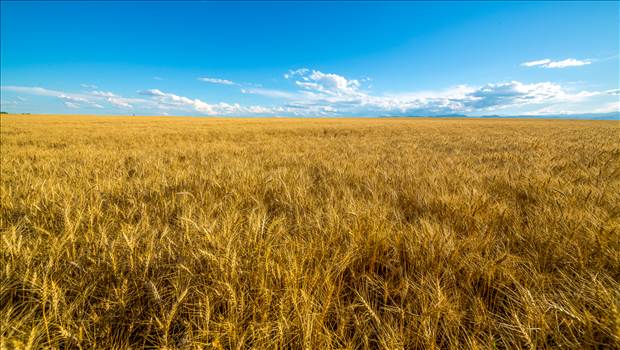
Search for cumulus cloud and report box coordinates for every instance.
[467,81,576,109]
[198,77,236,85]
[244,69,606,116]
[396,81,598,114]
[521,58,591,68]
[286,69,363,97]
[2,68,613,116]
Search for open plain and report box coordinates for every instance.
[1,115,619,349]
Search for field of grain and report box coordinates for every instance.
[1,115,619,349]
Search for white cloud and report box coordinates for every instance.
[546,59,591,68]
[287,69,363,97]
[284,68,309,79]
[81,83,98,89]
[138,88,283,115]
[0,86,108,109]
[241,87,299,99]
[593,101,620,114]
[90,90,116,97]
[58,94,90,103]
[2,86,65,97]
[521,59,552,67]
[2,69,613,117]
[269,69,607,116]
[139,89,165,97]
[106,97,133,108]
[468,81,574,108]
[139,89,217,113]
[0,86,150,110]
[521,58,591,68]
[198,77,236,85]
[89,90,137,108]
[153,76,163,81]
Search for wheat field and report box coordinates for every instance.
[1,114,619,349]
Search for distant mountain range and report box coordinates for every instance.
[477,112,620,120]
[385,112,619,120]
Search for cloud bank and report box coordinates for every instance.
[2,67,616,116]
[259,69,604,116]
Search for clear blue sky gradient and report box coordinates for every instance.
[1,1,618,116]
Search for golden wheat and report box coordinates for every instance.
[1,114,619,349]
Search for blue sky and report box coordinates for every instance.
[1,1,618,117]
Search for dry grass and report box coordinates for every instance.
[1,114,619,349]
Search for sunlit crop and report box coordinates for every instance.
[1,115,619,349]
